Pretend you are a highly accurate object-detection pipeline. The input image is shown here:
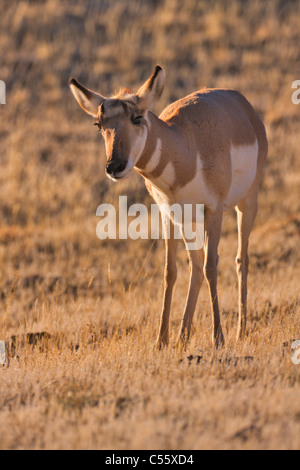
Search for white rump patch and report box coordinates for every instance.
[224,140,258,209]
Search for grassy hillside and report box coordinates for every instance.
[0,0,299,450]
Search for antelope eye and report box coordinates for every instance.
[94,121,102,130]
[132,115,143,126]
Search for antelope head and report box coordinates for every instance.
[69,65,164,181]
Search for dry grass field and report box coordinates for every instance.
[0,0,299,450]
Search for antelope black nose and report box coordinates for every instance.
[106,161,115,175]
[106,160,127,176]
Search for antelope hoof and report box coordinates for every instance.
[236,321,247,341]
[156,335,169,350]
[213,330,225,349]
[176,330,190,351]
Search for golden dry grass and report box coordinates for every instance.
[0,0,299,450]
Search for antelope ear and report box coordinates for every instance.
[69,78,105,117]
[136,65,165,110]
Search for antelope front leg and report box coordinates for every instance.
[204,206,224,348]
[156,220,179,348]
[178,247,204,345]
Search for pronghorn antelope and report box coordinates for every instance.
[70,65,268,348]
